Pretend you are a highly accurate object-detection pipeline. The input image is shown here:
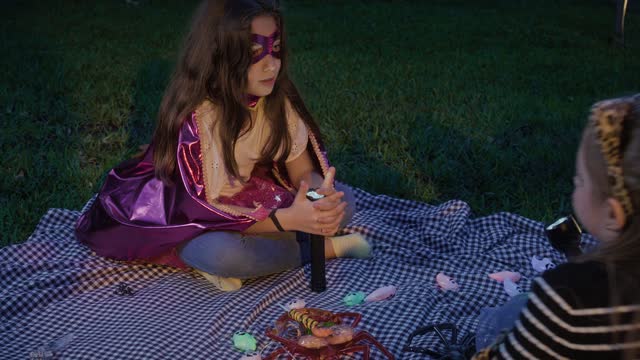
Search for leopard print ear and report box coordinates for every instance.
[589,96,636,218]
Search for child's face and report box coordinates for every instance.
[246,15,281,97]
[572,141,617,242]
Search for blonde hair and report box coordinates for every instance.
[579,95,640,264]
[577,94,640,359]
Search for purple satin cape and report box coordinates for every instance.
[75,112,327,269]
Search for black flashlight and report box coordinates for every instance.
[306,188,326,292]
[545,214,583,258]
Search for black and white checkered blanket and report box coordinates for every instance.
[1,188,590,359]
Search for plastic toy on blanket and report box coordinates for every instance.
[531,255,556,272]
[264,307,396,359]
[233,331,258,352]
[436,273,459,291]
[343,285,397,306]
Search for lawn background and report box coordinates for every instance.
[1,0,639,246]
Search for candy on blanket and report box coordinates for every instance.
[278,299,306,313]
[233,331,257,352]
[266,307,395,357]
[298,335,328,349]
[287,308,338,338]
[436,273,460,291]
[311,324,334,338]
[364,285,397,302]
[488,271,522,282]
[239,351,262,360]
[503,278,523,297]
[326,324,355,345]
[531,256,556,273]
[343,291,366,306]
[284,299,306,311]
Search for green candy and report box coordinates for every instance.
[344,291,366,306]
[232,331,257,352]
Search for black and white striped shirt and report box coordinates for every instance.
[486,261,640,359]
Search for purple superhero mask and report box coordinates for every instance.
[251,30,281,64]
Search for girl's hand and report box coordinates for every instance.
[280,179,346,236]
[312,167,343,212]
[314,167,337,198]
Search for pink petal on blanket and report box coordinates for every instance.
[436,272,460,291]
[488,271,521,283]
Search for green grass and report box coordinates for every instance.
[1,0,639,246]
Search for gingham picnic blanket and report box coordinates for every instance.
[0,188,592,359]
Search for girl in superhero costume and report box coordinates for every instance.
[76,0,370,291]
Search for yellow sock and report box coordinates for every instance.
[196,269,243,292]
[329,233,372,259]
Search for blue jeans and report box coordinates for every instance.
[178,182,355,278]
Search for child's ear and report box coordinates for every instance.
[606,197,627,231]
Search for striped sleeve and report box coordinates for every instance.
[490,263,640,360]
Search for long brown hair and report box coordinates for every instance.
[152,0,322,183]
[576,95,640,358]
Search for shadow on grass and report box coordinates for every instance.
[330,138,420,201]
[406,115,576,219]
[309,109,576,222]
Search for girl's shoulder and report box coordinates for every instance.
[190,98,221,132]
[194,98,218,120]
[535,260,638,309]
[541,260,607,288]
